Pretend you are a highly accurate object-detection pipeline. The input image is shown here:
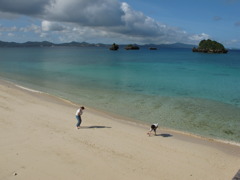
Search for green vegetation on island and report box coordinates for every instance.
[192,39,228,53]
[124,44,140,50]
[109,43,119,50]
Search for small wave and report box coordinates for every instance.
[15,85,43,93]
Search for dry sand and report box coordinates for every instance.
[0,79,240,180]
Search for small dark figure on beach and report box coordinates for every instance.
[147,123,158,136]
[75,106,85,129]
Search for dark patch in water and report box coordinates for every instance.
[158,87,166,91]
[212,73,230,76]
[231,98,240,106]
[176,91,190,96]
[177,67,187,70]
[134,89,143,92]
[223,130,234,135]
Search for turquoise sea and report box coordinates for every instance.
[0,47,239,143]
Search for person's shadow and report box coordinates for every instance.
[156,133,172,137]
[80,126,111,129]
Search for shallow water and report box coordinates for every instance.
[0,47,239,142]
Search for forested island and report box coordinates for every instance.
[192,39,228,53]
[124,44,140,50]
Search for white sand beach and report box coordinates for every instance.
[0,79,240,180]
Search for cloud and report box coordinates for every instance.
[213,16,222,21]
[189,33,211,41]
[20,24,41,34]
[0,25,18,32]
[42,21,65,31]
[0,0,50,15]
[7,33,15,37]
[224,39,240,48]
[45,0,124,27]
[0,0,209,44]
[0,12,20,19]
[118,3,164,36]
[235,21,240,27]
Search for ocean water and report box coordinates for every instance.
[0,47,239,143]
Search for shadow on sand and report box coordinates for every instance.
[156,133,173,137]
[80,126,112,129]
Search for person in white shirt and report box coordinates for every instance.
[75,106,85,129]
[147,123,158,136]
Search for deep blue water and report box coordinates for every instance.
[0,47,239,143]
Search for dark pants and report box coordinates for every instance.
[76,115,82,127]
[151,125,157,133]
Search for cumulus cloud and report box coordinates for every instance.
[118,3,163,36]
[42,21,65,31]
[0,0,209,44]
[45,0,124,27]
[189,33,210,41]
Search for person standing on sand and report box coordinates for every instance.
[147,123,158,136]
[75,106,85,129]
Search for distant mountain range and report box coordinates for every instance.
[0,40,195,49]
[0,41,104,47]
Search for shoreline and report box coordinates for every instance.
[3,78,240,147]
[2,78,240,147]
[1,78,240,180]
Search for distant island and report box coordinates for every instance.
[124,44,140,50]
[109,43,119,50]
[0,40,195,49]
[192,39,228,53]
[0,41,107,48]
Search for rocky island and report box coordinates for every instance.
[125,44,140,50]
[192,39,228,53]
[109,43,119,50]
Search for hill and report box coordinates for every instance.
[192,39,228,53]
[0,40,194,49]
[0,41,107,47]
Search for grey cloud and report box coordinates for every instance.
[0,0,51,15]
[0,12,20,19]
[45,0,124,27]
[0,0,125,26]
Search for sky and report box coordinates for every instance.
[0,0,240,48]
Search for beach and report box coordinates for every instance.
[0,79,240,180]
[1,47,240,143]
